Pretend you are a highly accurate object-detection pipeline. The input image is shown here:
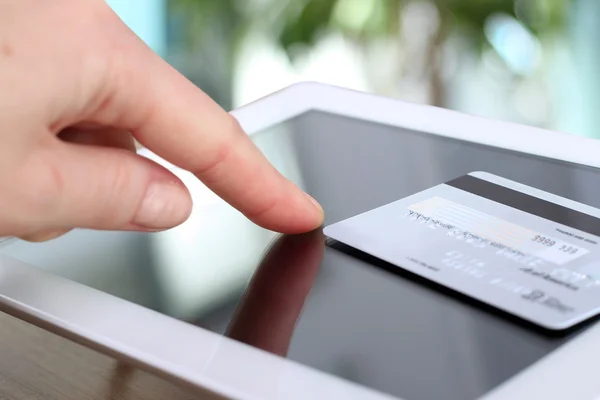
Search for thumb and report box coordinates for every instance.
[9,140,192,237]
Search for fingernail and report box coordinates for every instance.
[305,192,324,219]
[134,181,192,229]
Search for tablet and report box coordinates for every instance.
[2,82,600,400]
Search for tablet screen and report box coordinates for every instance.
[4,111,600,400]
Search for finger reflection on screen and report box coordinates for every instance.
[226,229,325,357]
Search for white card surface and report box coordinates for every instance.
[324,171,600,330]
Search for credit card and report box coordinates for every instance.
[324,171,600,330]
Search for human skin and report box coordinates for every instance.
[0,0,324,242]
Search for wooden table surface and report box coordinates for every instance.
[0,311,222,400]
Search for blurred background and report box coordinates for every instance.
[108,0,599,138]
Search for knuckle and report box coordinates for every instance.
[244,196,280,220]
[28,158,64,212]
[89,153,138,227]
[193,139,233,178]
[191,116,244,178]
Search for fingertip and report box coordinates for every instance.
[247,190,325,234]
[293,191,325,233]
[304,192,325,223]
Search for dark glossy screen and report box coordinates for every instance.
[4,111,600,400]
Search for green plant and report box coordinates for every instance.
[273,0,571,104]
[273,0,570,56]
[169,0,572,107]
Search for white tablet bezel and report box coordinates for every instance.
[2,82,600,400]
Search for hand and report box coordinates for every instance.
[0,0,324,242]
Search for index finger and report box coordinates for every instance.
[96,22,324,233]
